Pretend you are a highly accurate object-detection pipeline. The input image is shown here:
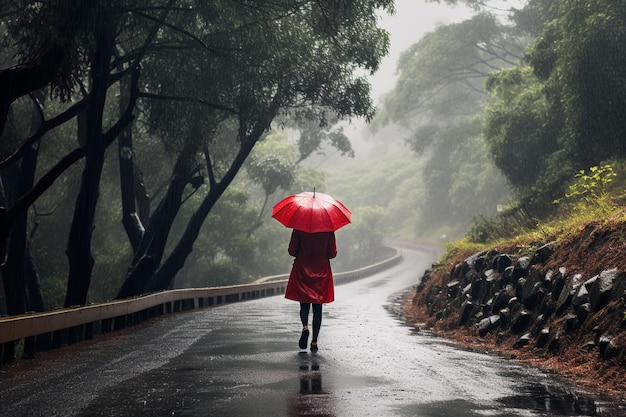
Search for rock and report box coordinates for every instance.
[533,243,554,264]
[547,328,561,353]
[555,273,583,315]
[538,294,555,320]
[446,280,460,298]
[523,282,546,310]
[575,302,591,323]
[510,309,532,334]
[508,296,521,313]
[543,270,554,292]
[511,256,531,282]
[588,268,618,312]
[463,252,483,271]
[514,332,531,348]
[477,315,500,337]
[450,263,464,282]
[474,253,488,273]
[611,274,626,304]
[536,314,546,326]
[435,307,450,320]
[564,314,578,333]
[572,284,590,310]
[501,266,514,285]
[491,290,511,314]
[551,267,567,302]
[493,254,512,273]
[411,232,626,373]
[499,307,511,329]
[495,331,509,346]
[458,300,474,326]
[598,335,619,359]
[461,283,471,298]
[536,327,550,348]
[583,340,596,351]
[520,268,545,309]
[466,267,480,289]
[470,277,486,302]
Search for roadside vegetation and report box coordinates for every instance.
[404,164,626,398]
[0,1,395,317]
[458,162,626,258]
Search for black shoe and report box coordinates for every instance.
[299,328,309,350]
[310,342,318,352]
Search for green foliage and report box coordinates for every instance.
[483,66,564,199]
[436,238,489,271]
[247,153,295,196]
[291,166,327,194]
[517,0,626,187]
[554,164,618,214]
[333,206,390,271]
[565,165,616,202]
[39,272,67,310]
[467,163,625,244]
[466,209,535,244]
[365,10,523,241]
[181,188,260,281]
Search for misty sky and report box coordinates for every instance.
[318,1,522,162]
[329,1,473,160]
[369,0,473,101]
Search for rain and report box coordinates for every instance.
[2,0,626,415]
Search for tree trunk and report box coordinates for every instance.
[116,173,188,298]
[0,102,42,317]
[118,72,143,253]
[1,141,39,316]
[149,111,276,291]
[64,31,114,307]
[148,180,227,292]
[116,117,207,299]
[117,95,280,298]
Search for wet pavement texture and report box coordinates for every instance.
[2,246,626,416]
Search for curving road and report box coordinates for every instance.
[1,246,625,417]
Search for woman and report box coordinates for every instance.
[284,229,337,352]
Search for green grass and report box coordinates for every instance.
[446,162,626,267]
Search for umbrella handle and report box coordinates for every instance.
[313,187,316,197]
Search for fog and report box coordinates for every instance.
[0,2,523,310]
[324,0,523,162]
[370,0,472,102]
[336,0,474,161]
[310,1,517,245]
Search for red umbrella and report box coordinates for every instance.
[272,191,352,233]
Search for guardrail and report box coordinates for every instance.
[0,249,402,364]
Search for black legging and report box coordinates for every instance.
[300,303,322,343]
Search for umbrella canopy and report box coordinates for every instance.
[272,191,352,233]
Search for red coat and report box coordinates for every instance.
[284,230,337,304]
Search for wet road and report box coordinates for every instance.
[2,246,626,416]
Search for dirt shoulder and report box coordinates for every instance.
[402,291,626,402]
[401,219,626,403]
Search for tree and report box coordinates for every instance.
[246,139,297,232]
[526,0,626,168]
[116,0,393,297]
[371,13,522,236]
[483,66,564,198]
[0,1,393,313]
[482,0,626,208]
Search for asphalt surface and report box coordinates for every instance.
[2,246,626,417]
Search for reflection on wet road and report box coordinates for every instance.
[2,246,626,416]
